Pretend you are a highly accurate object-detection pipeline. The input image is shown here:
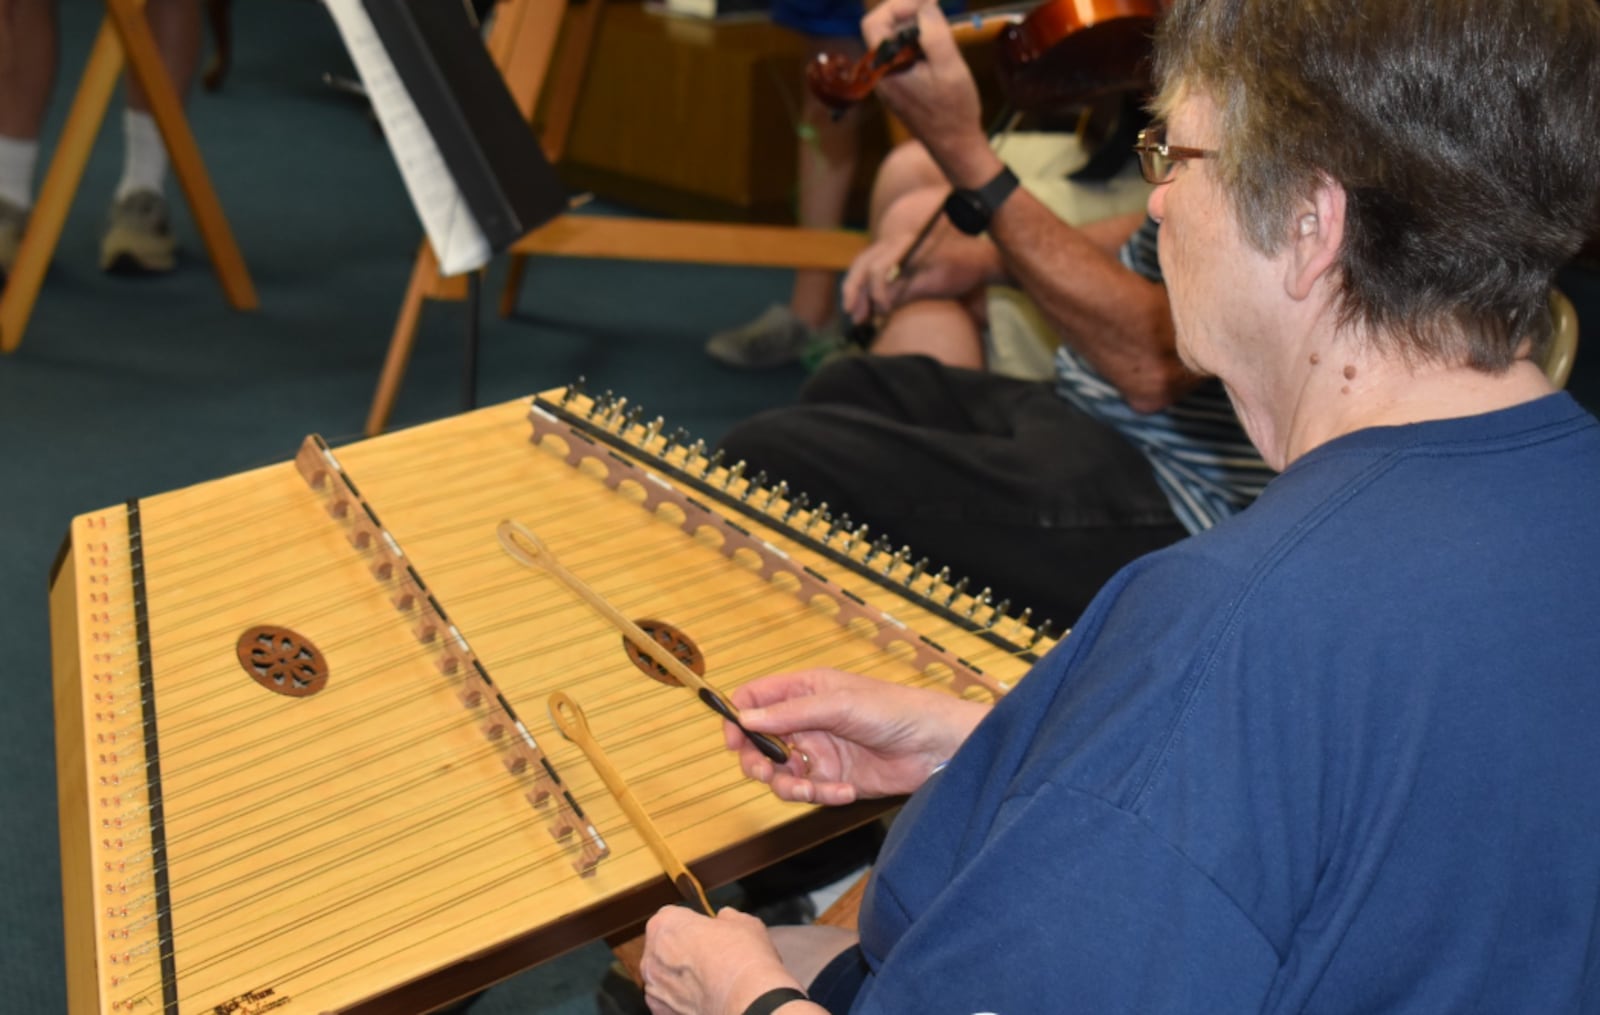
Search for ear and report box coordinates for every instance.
[1283,178,1346,301]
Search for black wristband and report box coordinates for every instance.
[942,164,1021,236]
[741,986,809,1015]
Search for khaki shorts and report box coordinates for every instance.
[984,132,1153,381]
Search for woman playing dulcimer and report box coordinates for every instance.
[643,0,1600,1011]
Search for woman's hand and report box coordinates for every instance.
[727,668,990,805]
[640,906,807,1015]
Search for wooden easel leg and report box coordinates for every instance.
[104,0,257,311]
[366,241,469,436]
[492,0,600,321]
[498,254,527,318]
[537,0,605,165]
[0,21,121,354]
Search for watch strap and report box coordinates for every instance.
[944,164,1021,235]
[973,163,1021,217]
[741,986,810,1015]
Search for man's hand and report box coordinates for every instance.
[861,0,999,188]
[841,185,1003,324]
[725,668,990,804]
[641,907,807,1015]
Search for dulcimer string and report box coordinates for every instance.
[99,403,1043,1008]
[100,462,1012,821]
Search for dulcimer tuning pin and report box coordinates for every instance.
[906,556,928,587]
[784,491,808,523]
[742,469,767,502]
[944,575,969,608]
[874,537,895,567]
[810,501,829,533]
[987,598,1010,629]
[861,536,880,563]
[827,511,849,544]
[848,523,868,554]
[966,587,992,619]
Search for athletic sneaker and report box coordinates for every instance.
[0,196,26,283]
[100,189,177,274]
[705,304,822,369]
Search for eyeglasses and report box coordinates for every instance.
[1133,124,1218,184]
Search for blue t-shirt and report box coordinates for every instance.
[773,1,964,39]
[852,392,1600,1012]
[772,0,865,37]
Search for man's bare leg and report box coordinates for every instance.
[117,0,200,199]
[790,37,866,331]
[867,140,945,235]
[102,0,201,272]
[862,142,988,367]
[870,294,986,368]
[0,0,57,210]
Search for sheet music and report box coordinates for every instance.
[323,0,490,276]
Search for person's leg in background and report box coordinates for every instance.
[0,0,58,281]
[706,1,868,370]
[788,33,864,334]
[102,0,202,273]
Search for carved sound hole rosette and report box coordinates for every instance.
[623,619,705,687]
[237,624,329,697]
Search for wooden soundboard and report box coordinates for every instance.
[49,386,1056,1014]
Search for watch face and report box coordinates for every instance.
[943,190,988,236]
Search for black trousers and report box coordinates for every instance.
[718,355,1187,628]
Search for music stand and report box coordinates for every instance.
[327,0,570,409]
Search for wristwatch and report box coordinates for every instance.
[942,165,1021,236]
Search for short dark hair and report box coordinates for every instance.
[1155,0,1600,370]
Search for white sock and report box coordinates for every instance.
[116,110,169,201]
[0,134,40,210]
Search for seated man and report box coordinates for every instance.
[0,0,201,282]
[845,116,1155,376]
[704,0,968,371]
[718,3,1271,629]
[640,0,1600,1011]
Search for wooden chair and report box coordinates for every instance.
[0,0,256,354]
[362,0,869,436]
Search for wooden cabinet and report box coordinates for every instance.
[545,2,890,223]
